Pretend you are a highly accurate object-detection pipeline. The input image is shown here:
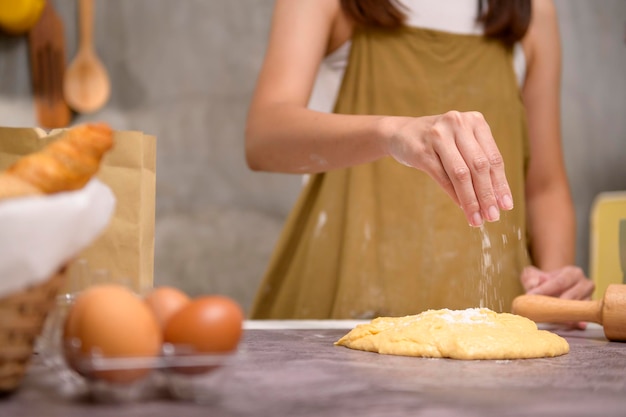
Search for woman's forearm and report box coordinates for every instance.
[526,185,576,271]
[245,103,391,174]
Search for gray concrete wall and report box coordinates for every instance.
[556,1,626,273]
[0,0,624,314]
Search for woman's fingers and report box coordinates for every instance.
[520,266,546,292]
[455,129,500,224]
[433,135,484,226]
[550,267,591,299]
[426,157,461,207]
[558,276,595,300]
[430,111,512,227]
[471,113,514,211]
[526,266,595,300]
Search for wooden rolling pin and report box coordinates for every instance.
[512,284,626,342]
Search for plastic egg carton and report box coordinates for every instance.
[33,262,240,404]
[71,342,237,403]
[39,336,239,404]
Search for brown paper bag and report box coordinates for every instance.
[0,126,156,292]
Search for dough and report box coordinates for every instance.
[335,308,569,360]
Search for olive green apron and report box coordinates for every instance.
[251,26,530,319]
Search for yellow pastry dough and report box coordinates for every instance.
[335,308,569,360]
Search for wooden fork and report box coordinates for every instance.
[28,0,71,128]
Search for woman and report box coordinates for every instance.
[245,0,593,319]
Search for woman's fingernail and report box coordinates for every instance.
[471,212,483,227]
[501,194,513,210]
[487,205,500,222]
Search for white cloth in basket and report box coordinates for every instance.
[0,179,115,297]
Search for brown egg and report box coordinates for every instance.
[144,286,190,330]
[63,284,162,384]
[164,295,244,353]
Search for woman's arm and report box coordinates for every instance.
[520,0,593,299]
[245,0,515,227]
[245,0,387,173]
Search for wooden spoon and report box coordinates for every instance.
[512,284,626,342]
[63,0,110,113]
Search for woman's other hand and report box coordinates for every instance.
[520,265,595,329]
[521,265,594,299]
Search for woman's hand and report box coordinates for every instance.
[383,111,514,227]
[520,265,595,329]
[521,265,595,299]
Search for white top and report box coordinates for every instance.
[308,0,527,113]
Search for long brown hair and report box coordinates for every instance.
[340,0,532,44]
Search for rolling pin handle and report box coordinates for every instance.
[511,294,603,325]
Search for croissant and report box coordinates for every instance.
[0,123,114,199]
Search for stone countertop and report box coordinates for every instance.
[2,322,626,417]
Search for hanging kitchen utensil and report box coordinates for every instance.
[63,0,110,114]
[28,0,71,128]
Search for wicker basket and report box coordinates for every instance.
[0,269,66,393]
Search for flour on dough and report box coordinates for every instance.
[335,308,569,360]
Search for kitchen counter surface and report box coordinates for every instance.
[2,321,626,417]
